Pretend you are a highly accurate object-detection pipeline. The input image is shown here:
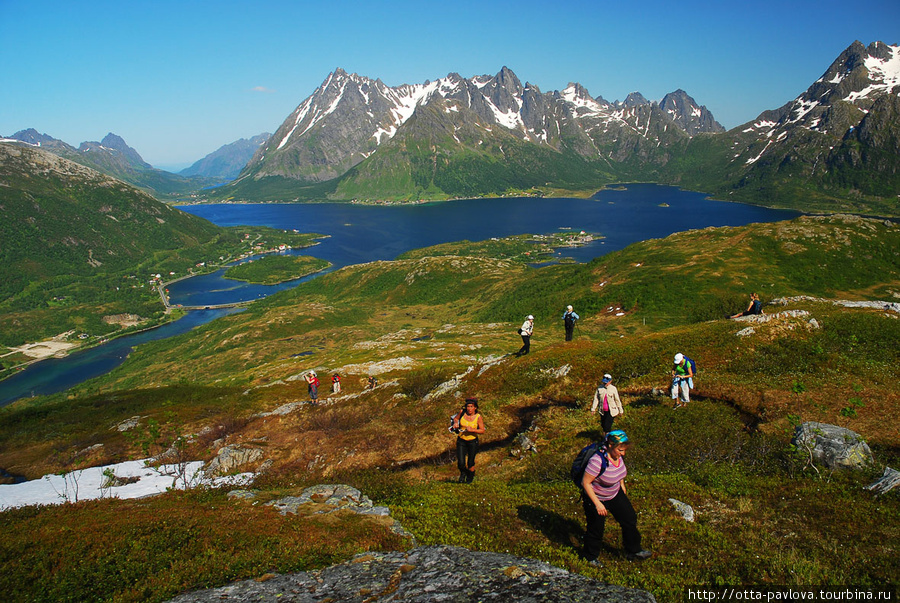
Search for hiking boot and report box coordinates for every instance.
[626,549,653,561]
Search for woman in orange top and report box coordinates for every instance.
[451,398,485,483]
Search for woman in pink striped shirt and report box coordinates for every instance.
[580,430,652,563]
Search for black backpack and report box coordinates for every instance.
[571,442,608,489]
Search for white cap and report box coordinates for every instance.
[527,315,534,320]
[674,353,684,364]
[603,373,612,380]
[567,305,573,311]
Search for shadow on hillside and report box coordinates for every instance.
[394,401,555,472]
[517,505,582,551]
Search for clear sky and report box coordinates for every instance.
[1,0,897,170]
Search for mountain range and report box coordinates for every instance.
[220,40,899,215]
[4,40,898,215]
[224,66,724,202]
[2,130,222,198]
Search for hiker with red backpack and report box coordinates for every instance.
[305,371,320,404]
[671,352,694,408]
[575,430,652,564]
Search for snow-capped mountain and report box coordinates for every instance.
[671,40,900,216]
[740,41,899,144]
[235,66,722,192]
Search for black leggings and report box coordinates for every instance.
[518,335,531,355]
[456,437,478,479]
[582,489,643,559]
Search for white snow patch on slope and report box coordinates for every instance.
[0,459,253,510]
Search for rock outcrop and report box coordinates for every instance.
[204,445,264,476]
[793,422,874,470]
[165,544,657,602]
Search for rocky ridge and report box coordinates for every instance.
[165,544,657,603]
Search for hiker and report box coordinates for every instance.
[591,373,623,433]
[729,292,763,319]
[562,305,580,341]
[332,373,341,394]
[451,398,485,483]
[581,430,652,563]
[516,315,535,356]
[671,353,693,408]
[305,371,319,403]
[367,375,377,389]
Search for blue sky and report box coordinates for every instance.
[2,0,897,170]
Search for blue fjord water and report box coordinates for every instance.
[0,185,798,405]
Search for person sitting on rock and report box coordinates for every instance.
[729,292,762,319]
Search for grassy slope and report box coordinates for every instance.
[0,143,324,356]
[0,217,898,602]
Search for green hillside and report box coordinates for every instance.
[0,215,897,602]
[0,142,321,353]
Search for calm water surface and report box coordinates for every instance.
[170,185,798,306]
[0,185,798,405]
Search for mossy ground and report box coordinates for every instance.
[0,215,898,602]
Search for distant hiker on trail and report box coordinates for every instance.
[729,292,763,319]
[451,398,485,483]
[305,371,319,404]
[671,353,693,408]
[515,315,535,356]
[562,305,580,341]
[332,373,341,394]
[591,373,623,433]
[367,375,377,389]
[579,430,652,563]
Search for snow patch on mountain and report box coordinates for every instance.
[847,45,900,102]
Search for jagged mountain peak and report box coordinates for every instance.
[9,128,57,145]
[237,66,726,191]
[740,41,899,139]
[660,89,725,135]
[622,92,650,107]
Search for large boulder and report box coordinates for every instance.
[793,422,874,470]
[204,445,264,476]
[165,545,656,602]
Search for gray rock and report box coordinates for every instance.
[866,467,900,496]
[225,489,259,501]
[541,364,572,379]
[266,484,379,516]
[668,498,695,522]
[113,416,143,432]
[512,433,538,457]
[793,422,874,470]
[204,445,264,476]
[164,544,656,602]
